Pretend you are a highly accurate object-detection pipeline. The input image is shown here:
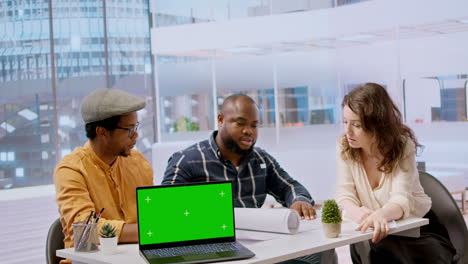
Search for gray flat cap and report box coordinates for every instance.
[81,89,146,123]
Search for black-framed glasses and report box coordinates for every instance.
[115,122,139,138]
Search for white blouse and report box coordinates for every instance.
[335,138,431,219]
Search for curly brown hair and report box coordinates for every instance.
[340,83,421,173]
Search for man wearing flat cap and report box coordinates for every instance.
[54,89,153,260]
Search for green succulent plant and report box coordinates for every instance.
[321,199,342,224]
[99,223,117,238]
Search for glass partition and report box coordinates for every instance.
[215,53,276,128]
[157,54,215,141]
[404,75,468,123]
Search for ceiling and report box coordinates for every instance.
[154,17,468,58]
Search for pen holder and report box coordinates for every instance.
[72,221,99,252]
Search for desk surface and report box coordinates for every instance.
[57,217,428,264]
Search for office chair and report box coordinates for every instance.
[419,171,468,264]
[353,171,468,264]
[46,218,65,264]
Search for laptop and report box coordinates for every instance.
[136,181,255,264]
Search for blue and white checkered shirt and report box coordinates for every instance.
[162,131,314,208]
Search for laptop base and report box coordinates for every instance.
[140,242,255,264]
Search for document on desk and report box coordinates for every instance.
[235,208,301,234]
[236,229,286,242]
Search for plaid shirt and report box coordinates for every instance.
[162,131,314,208]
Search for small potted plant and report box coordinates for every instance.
[321,199,342,238]
[99,223,118,255]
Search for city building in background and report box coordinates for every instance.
[0,0,154,189]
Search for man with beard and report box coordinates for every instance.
[54,89,153,262]
[163,94,329,264]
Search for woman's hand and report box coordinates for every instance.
[358,209,389,243]
[356,206,373,223]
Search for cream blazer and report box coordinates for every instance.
[335,138,431,219]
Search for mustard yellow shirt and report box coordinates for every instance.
[54,141,153,252]
[335,139,431,219]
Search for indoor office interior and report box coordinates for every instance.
[0,0,467,263]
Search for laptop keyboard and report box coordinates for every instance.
[146,242,240,258]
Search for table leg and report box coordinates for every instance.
[354,241,371,264]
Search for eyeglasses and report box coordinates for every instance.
[115,122,139,138]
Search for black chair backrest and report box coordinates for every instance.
[419,171,468,264]
[46,218,65,264]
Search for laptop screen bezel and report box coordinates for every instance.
[136,181,237,250]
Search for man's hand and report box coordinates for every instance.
[119,223,138,243]
[290,201,316,220]
[358,210,389,243]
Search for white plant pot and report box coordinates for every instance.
[322,222,341,238]
[100,236,118,255]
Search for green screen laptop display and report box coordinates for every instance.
[137,182,235,245]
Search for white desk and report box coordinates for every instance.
[57,218,428,264]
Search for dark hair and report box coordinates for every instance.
[221,94,257,113]
[340,83,421,173]
[85,115,121,140]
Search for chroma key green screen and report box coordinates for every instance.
[137,182,235,245]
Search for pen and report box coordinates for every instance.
[77,211,95,250]
[85,211,94,224]
[95,208,105,223]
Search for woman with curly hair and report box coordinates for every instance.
[336,83,455,263]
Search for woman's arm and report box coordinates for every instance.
[387,140,419,219]
[340,199,374,224]
[359,203,403,243]
[358,142,413,243]
[335,142,370,223]
[358,141,416,242]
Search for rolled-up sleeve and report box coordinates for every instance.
[335,143,361,207]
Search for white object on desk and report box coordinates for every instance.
[100,237,118,255]
[236,218,322,243]
[57,218,428,264]
[235,208,301,234]
[236,229,286,243]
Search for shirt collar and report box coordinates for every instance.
[84,141,118,171]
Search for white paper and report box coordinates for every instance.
[236,229,285,242]
[297,219,321,232]
[234,208,301,234]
